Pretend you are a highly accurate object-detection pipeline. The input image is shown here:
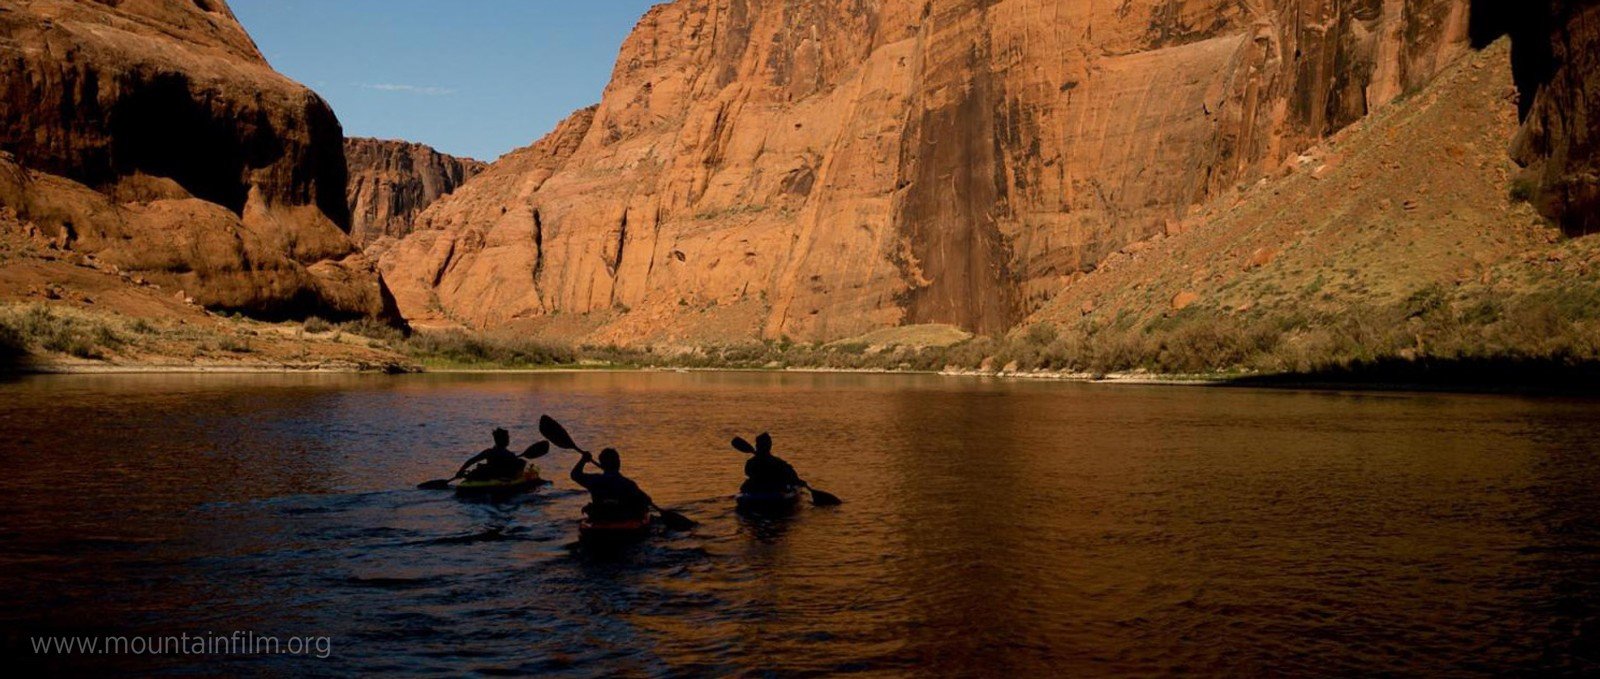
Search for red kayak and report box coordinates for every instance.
[579,513,653,541]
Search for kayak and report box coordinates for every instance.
[455,465,543,496]
[736,487,803,513]
[578,513,653,541]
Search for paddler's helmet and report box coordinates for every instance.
[598,448,622,472]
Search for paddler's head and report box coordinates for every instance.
[492,428,510,448]
[598,448,622,472]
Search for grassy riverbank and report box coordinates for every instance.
[6,287,1600,392]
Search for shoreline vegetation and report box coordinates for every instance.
[5,287,1600,393]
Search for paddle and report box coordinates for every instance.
[417,476,458,491]
[539,415,696,530]
[523,440,552,460]
[732,434,842,506]
[417,439,553,490]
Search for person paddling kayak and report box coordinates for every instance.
[570,448,653,522]
[732,433,842,507]
[740,433,801,495]
[455,428,527,482]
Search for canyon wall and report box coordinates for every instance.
[1492,0,1600,236]
[383,0,1476,342]
[345,138,485,247]
[0,0,392,319]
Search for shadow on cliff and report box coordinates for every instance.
[1226,356,1600,394]
[1469,0,1554,118]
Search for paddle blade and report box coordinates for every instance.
[807,486,842,506]
[756,433,772,454]
[656,508,697,531]
[539,415,581,451]
[522,440,551,459]
[417,479,453,490]
[731,437,756,454]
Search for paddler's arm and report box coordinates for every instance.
[455,450,488,478]
[570,451,595,485]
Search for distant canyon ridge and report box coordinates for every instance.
[2,0,1596,345]
[344,138,484,249]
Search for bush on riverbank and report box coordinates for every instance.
[12,276,1594,386]
[379,280,1600,384]
[0,304,125,360]
[966,281,1600,377]
[398,330,578,368]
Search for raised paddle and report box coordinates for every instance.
[731,435,842,506]
[540,415,697,530]
[523,440,552,460]
[538,415,584,453]
[417,439,553,490]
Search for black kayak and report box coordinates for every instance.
[736,487,803,513]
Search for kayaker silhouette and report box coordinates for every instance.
[732,433,842,507]
[570,448,653,522]
[740,433,801,494]
[455,428,527,482]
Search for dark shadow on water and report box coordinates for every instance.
[0,331,28,380]
[343,575,447,590]
[419,526,539,546]
[449,480,554,506]
[1227,357,1600,395]
[736,509,795,544]
[569,537,651,561]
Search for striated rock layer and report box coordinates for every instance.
[383,0,1476,343]
[345,138,485,248]
[0,0,392,320]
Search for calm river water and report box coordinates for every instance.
[1,372,1597,676]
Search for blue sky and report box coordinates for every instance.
[231,1,661,161]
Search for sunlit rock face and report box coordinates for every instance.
[345,138,486,248]
[0,0,393,320]
[382,0,1473,342]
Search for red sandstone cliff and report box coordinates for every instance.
[0,0,392,320]
[381,0,1476,342]
[345,138,485,248]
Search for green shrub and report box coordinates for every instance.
[217,335,252,353]
[402,331,577,367]
[1024,322,1058,346]
[0,305,122,360]
[1509,176,1538,204]
[338,317,406,343]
